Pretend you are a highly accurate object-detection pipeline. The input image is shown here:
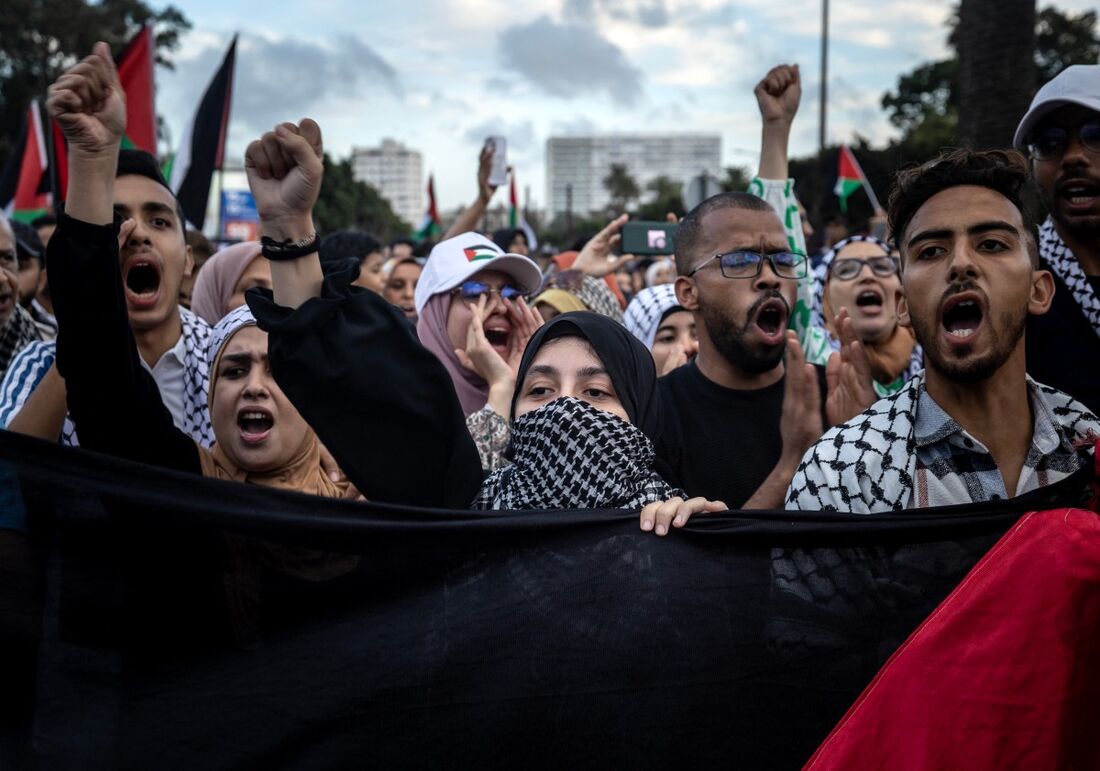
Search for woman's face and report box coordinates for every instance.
[514,337,629,422]
[825,241,901,344]
[210,326,311,473]
[352,251,386,294]
[384,261,421,321]
[445,269,517,359]
[226,256,271,315]
[509,233,529,256]
[650,309,697,373]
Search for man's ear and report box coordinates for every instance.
[674,275,698,311]
[1028,268,1055,317]
[895,285,911,328]
[183,244,194,278]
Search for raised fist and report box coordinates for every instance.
[46,42,126,158]
[754,64,801,126]
[244,119,324,239]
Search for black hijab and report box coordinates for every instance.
[509,311,662,440]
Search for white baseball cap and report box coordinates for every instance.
[1013,64,1100,150]
[414,232,543,314]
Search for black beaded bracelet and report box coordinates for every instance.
[260,232,320,261]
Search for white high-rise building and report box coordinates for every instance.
[351,139,423,227]
[545,134,722,220]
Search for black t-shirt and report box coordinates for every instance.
[656,360,827,508]
[1026,265,1100,415]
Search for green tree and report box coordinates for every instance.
[721,166,752,193]
[636,175,685,220]
[0,0,191,167]
[313,154,411,241]
[1035,7,1100,82]
[603,163,640,212]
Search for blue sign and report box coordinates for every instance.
[221,190,258,221]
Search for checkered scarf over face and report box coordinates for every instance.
[473,397,683,511]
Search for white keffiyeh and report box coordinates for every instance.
[1039,217,1100,338]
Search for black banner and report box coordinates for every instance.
[0,431,1073,769]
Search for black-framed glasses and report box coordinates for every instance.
[452,280,526,302]
[1028,120,1100,161]
[828,256,898,281]
[689,250,808,280]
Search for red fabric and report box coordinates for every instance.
[116,26,157,153]
[12,103,47,214]
[551,250,627,309]
[805,508,1100,771]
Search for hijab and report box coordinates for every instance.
[474,312,681,510]
[417,292,489,415]
[190,241,263,325]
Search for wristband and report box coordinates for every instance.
[261,232,320,261]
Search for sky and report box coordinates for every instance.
[155,0,1095,215]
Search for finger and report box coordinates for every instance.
[261,131,288,179]
[244,139,272,180]
[599,213,629,239]
[116,218,137,249]
[703,500,729,513]
[455,349,476,372]
[639,502,657,532]
[825,350,840,393]
[93,41,121,89]
[654,498,684,536]
[673,497,705,528]
[275,123,323,174]
[342,484,362,501]
[295,118,324,159]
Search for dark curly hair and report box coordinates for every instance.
[887,148,1038,267]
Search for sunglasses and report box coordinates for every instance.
[828,256,898,281]
[452,280,526,302]
[689,250,808,280]
[1028,120,1100,161]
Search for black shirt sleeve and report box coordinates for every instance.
[50,213,202,474]
[246,263,483,508]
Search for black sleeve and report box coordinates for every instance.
[50,213,202,474]
[246,263,483,508]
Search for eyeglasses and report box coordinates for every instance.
[0,249,16,272]
[1028,120,1100,161]
[689,250,808,280]
[452,280,526,302]
[828,256,898,281]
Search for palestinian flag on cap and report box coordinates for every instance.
[414,174,441,240]
[169,35,238,231]
[0,101,65,222]
[463,245,499,262]
[116,24,157,153]
[833,145,880,213]
[508,171,538,250]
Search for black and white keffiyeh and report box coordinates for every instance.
[623,284,681,350]
[0,305,44,378]
[1039,217,1100,338]
[472,397,683,511]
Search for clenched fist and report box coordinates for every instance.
[47,42,126,160]
[244,119,324,241]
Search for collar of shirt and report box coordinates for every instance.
[914,377,1066,458]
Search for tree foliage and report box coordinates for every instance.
[313,154,411,241]
[636,175,685,220]
[602,163,640,212]
[0,0,191,167]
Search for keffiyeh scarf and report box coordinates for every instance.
[472,397,683,511]
[1040,217,1100,337]
[0,305,44,377]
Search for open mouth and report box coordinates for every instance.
[855,289,884,309]
[237,408,274,444]
[1058,178,1100,210]
[753,297,789,341]
[124,259,162,308]
[941,294,984,341]
[483,325,511,352]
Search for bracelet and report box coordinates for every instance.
[261,232,320,261]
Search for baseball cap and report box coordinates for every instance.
[1013,64,1100,150]
[414,232,543,314]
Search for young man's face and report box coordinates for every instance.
[898,185,1052,383]
[676,207,798,375]
[16,253,41,307]
[113,175,193,332]
[1030,105,1100,239]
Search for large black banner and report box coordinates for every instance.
[0,431,1079,769]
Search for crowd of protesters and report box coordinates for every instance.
[1,44,1098,529]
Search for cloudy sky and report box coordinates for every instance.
[156,0,1094,215]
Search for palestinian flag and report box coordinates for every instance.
[0,101,54,222]
[169,35,238,231]
[833,145,880,213]
[508,171,538,250]
[463,246,498,262]
[116,25,157,153]
[414,174,441,240]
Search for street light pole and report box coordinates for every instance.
[819,0,829,153]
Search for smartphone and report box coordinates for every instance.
[486,136,508,187]
[620,220,678,256]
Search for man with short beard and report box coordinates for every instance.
[654,192,830,509]
[788,149,1100,513]
[1014,65,1100,413]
